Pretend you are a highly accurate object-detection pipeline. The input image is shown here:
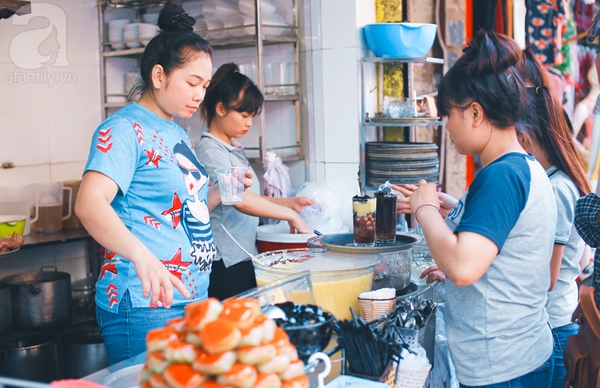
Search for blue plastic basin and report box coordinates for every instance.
[363,22,438,58]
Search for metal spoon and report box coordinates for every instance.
[221,224,257,261]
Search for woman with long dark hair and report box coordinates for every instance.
[517,48,591,388]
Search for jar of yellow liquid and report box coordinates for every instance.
[253,248,381,320]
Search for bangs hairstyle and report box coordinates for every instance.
[436,30,527,129]
[201,63,264,127]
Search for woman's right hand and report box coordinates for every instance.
[420,265,446,284]
[288,213,311,234]
[391,183,458,217]
[132,253,190,308]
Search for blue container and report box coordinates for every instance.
[363,22,438,58]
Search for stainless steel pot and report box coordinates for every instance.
[0,332,60,382]
[0,281,12,335]
[61,325,109,379]
[1,266,71,330]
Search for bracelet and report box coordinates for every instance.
[414,202,441,224]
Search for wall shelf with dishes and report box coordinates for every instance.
[359,56,445,193]
[97,0,303,163]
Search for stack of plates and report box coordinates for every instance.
[365,142,439,187]
[123,23,142,48]
[107,19,131,50]
[142,12,160,24]
[138,23,159,46]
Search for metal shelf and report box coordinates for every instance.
[364,120,442,127]
[362,56,444,65]
[359,56,445,193]
[97,0,304,162]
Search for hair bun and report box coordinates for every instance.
[157,3,195,33]
[465,30,522,77]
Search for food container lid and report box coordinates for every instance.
[253,248,382,274]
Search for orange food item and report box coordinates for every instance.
[255,315,276,343]
[166,317,186,331]
[186,297,223,331]
[146,327,180,353]
[257,355,290,374]
[149,373,170,388]
[276,344,298,361]
[281,375,309,388]
[164,338,198,363]
[278,359,304,381]
[253,373,282,388]
[193,349,237,375]
[265,327,289,351]
[164,363,205,388]
[147,352,169,374]
[221,298,261,330]
[216,362,257,388]
[200,380,236,388]
[237,344,277,365]
[239,321,265,347]
[201,318,242,355]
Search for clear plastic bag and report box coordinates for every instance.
[296,181,349,234]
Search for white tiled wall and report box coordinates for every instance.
[0,0,101,280]
[301,0,375,228]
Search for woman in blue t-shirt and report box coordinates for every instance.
[408,31,556,387]
[75,4,250,364]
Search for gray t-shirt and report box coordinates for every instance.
[443,153,555,386]
[195,132,261,268]
[545,166,583,328]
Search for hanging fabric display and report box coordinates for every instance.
[526,0,566,66]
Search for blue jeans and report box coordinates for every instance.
[96,290,186,365]
[551,322,580,388]
[459,354,554,388]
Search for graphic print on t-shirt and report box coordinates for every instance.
[173,140,216,275]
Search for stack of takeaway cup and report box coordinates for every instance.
[107,19,131,50]
[123,23,142,49]
[358,287,397,324]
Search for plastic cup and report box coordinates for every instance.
[215,168,246,205]
[352,195,376,246]
[375,189,397,244]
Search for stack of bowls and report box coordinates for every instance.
[138,23,159,46]
[366,142,439,187]
[107,19,131,50]
[123,23,142,48]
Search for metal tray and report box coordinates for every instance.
[319,233,420,254]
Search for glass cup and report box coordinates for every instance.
[375,189,397,244]
[265,62,279,95]
[215,167,246,205]
[278,61,295,95]
[352,195,376,246]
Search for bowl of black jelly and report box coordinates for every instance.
[273,302,335,362]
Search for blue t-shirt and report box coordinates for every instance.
[444,153,555,386]
[84,103,215,311]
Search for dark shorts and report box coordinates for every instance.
[208,258,257,300]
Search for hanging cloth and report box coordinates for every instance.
[262,150,292,199]
[526,0,566,66]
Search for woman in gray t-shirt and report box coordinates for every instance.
[195,63,314,300]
